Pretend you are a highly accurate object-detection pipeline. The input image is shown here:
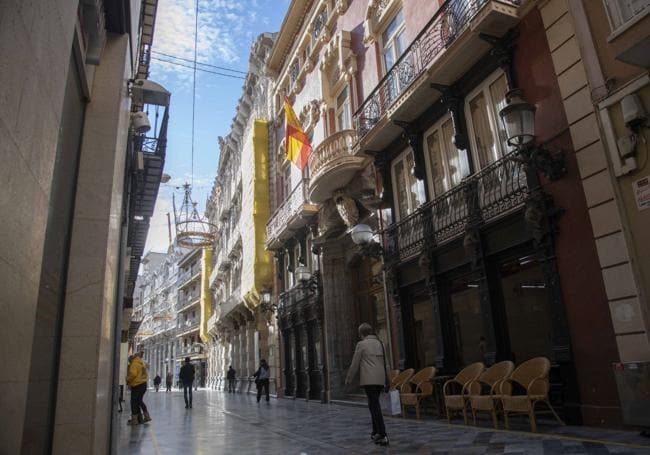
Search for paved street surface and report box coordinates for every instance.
[118,390,650,454]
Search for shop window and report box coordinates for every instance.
[336,85,351,131]
[499,257,553,363]
[465,70,510,169]
[411,296,437,368]
[449,275,487,367]
[391,148,425,220]
[603,0,649,32]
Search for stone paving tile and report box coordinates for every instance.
[118,390,650,454]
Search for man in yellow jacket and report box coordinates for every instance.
[127,351,151,425]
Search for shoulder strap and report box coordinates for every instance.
[378,338,390,388]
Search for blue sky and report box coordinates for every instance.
[144,0,289,253]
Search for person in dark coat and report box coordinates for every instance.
[153,374,161,392]
[227,365,236,393]
[165,372,173,392]
[253,359,270,403]
[179,357,195,408]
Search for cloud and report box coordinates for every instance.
[151,0,266,85]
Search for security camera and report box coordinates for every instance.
[621,94,646,133]
[131,111,151,133]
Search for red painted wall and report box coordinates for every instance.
[514,8,621,425]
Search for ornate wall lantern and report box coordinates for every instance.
[500,88,536,147]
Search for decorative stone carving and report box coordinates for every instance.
[364,0,399,45]
[317,199,344,239]
[333,189,359,228]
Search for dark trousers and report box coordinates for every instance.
[228,378,236,393]
[364,385,386,437]
[256,379,269,402]
[166,383,172,392]
[183,381,193,406]
[130,383,148,416]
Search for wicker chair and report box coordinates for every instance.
[400,367,437,419]
[443,362,485,424]
[389,369,400,384]
[390,368,414,390]
[499,357,564,432]
[468,360,515,428]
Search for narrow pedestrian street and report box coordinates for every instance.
[119,391,650,454]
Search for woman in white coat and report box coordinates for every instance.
[345,323,389,446]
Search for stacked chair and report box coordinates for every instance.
[467,360,515,428]
[443,362,485,424]
[390,368,414,390]
[499,357,564,432]
[399,367,437,419]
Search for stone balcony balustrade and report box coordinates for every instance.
[266,178,318,250]
[307,129,367,203]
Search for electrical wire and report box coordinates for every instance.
[150,56,246,79]
[151,50,247,75]
[191,0,198,188]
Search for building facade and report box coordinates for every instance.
[134,248,187,386]
[0,0,169,452]
[204,34,276,393]
[556,0,650,425]
[175,247,207,386]
[265,0,385,402]
[260,0,650,428]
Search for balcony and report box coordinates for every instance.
[175,319,200,337]
[384,151,528,263]
[307,129,367,203]
[266,179,319,250]
[353,0,520,150]
[176,294,200,313]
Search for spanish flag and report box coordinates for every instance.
[284,97,311,170]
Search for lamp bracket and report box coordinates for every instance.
[518,144,567,181]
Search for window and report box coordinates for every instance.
[391,148,425,220]
[465,71,509,170]
[424,114,469,198]
[336,86,351,131]
[381,9,407,72]
[604,0,649,32]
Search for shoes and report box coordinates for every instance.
[143,412,152,422]
[127,415,140,426]
[185,404,189,409]
[189,403,192,408]
[371,433,381,443]
[376,436,389,447]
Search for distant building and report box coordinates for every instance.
[204,33,276,393]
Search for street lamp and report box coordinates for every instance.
[499,88,536,147]
[499,88,565,181]
[294,265,312,283]
[350,223,383,258]
[259,288,276,313]
[350,223,374,245]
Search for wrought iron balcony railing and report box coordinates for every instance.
[384,150,528,262]
[353,0,519,139]
[266,179,312,245]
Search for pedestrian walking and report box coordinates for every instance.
[153,374,161,392]
[345,323,389,447]
[253,359,270,403]
[227,365,236,393]
[179,357,195,409]
[126,351,152,425]
[165,371,173,392]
